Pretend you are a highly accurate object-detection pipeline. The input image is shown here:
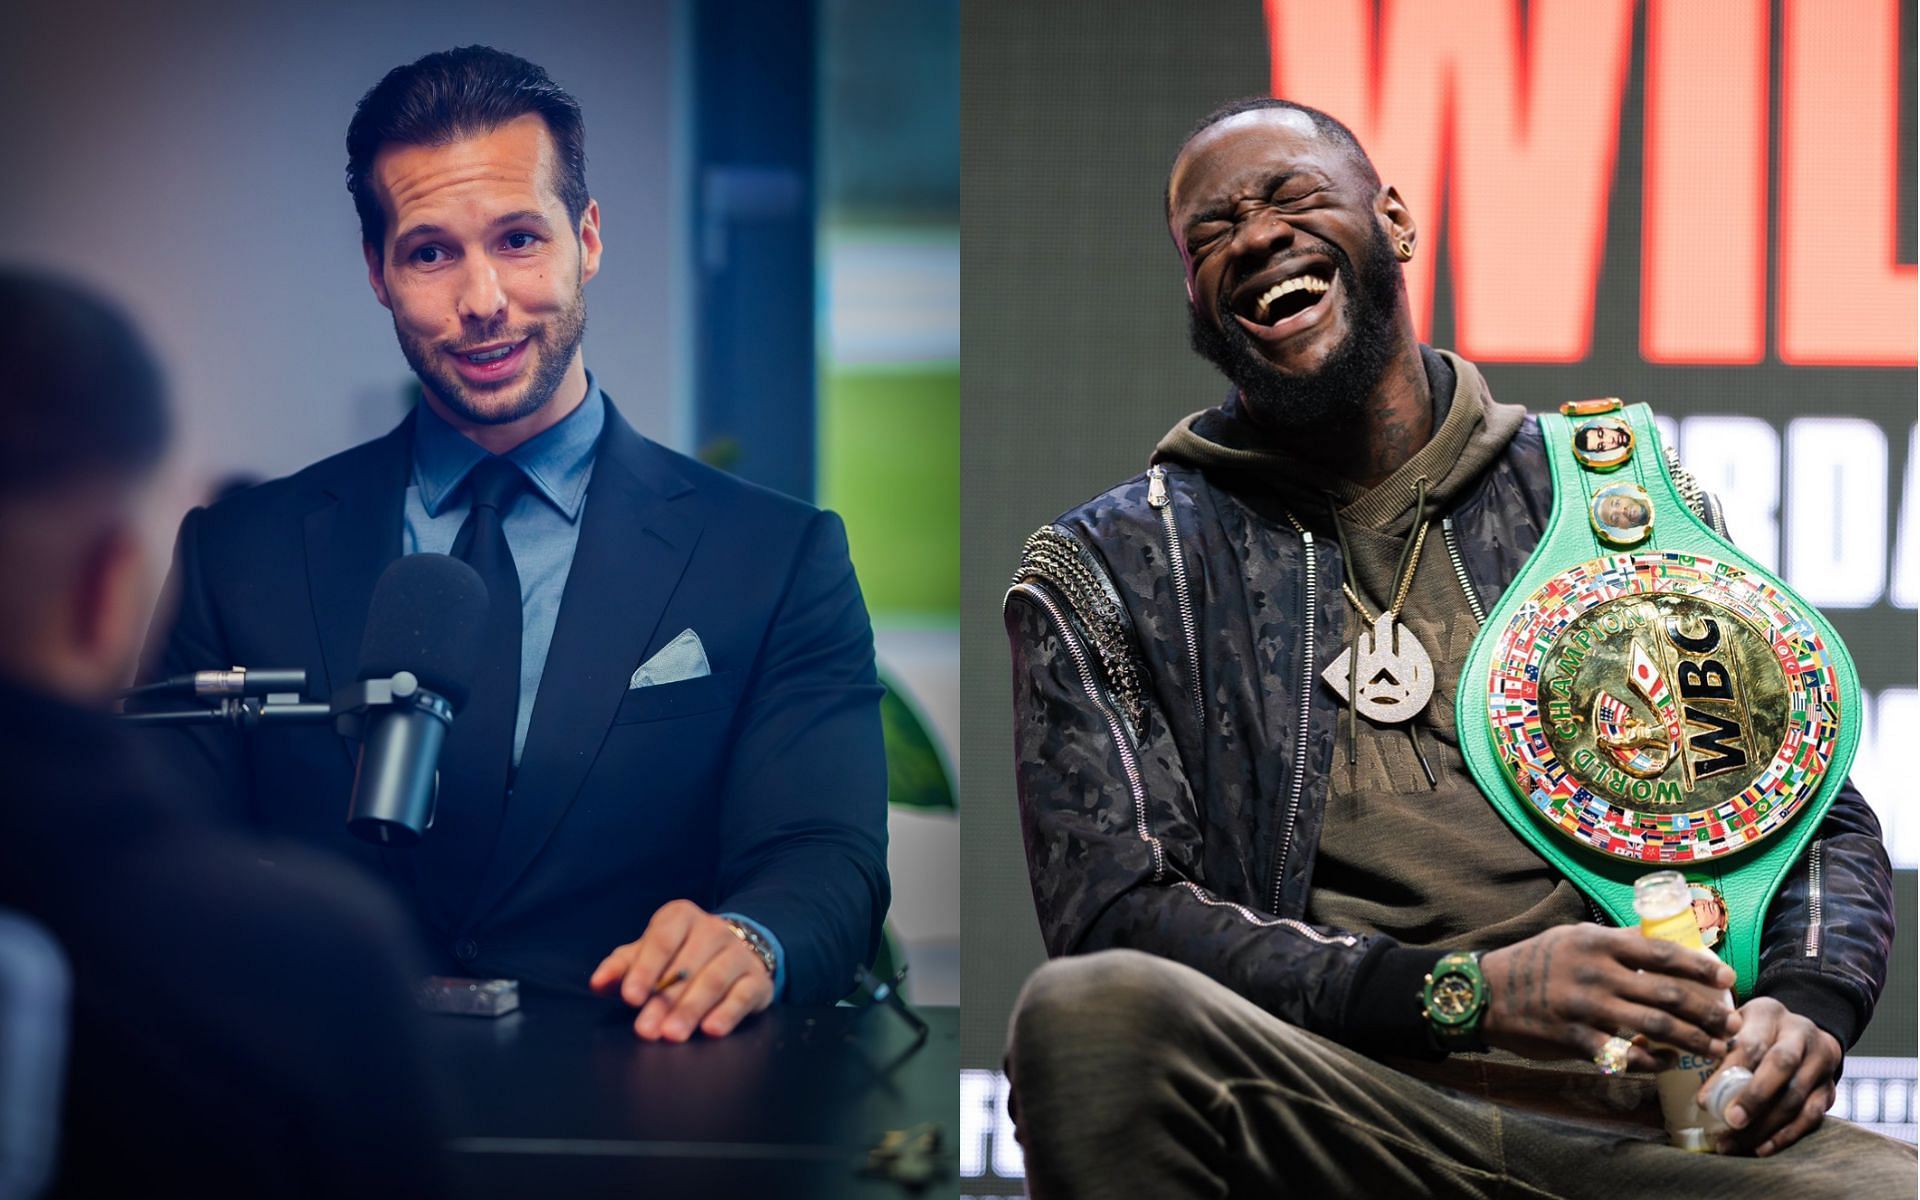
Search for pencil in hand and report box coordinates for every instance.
[647,968,689,1001]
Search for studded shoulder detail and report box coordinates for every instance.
[1012,525,1149,738]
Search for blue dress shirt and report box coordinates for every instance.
[405,377,603,764]
[402,376,785,997]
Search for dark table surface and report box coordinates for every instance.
[428,986,958,1197]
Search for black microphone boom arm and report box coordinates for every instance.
[116,697,333,729]
[118,670,454,849]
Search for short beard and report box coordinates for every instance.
[1187,225,1405,441]
[396,282,589,427]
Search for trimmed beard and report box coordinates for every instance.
[396,285,589,428]
[1187,223,1404,440]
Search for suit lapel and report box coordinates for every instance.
[465,407,702,924]
[302,419,412,768]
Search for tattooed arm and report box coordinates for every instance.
[1479,924,1740,1072]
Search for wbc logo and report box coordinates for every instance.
[1489,552,1841,863]
[1587,620,1755,794]
[1548,595,1775,812]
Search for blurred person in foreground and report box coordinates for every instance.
[1001,99,1912,1197]
[140,46,887,1040]
[0,269,447,1196]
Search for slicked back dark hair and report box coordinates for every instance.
[346,46,589,258]
[0,269,168,499]
[1166,96,1380,221]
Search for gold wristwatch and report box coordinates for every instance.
[721,917,777,980]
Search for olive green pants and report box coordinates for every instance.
[1005,950,1915,1199]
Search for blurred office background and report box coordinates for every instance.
[818,0,960,1002]
[0,0,957,1002]
[960,0,1915,1191]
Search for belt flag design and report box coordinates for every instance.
[1486,553,1842,861]
[1458,402,1860,995]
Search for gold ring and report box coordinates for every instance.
[1593,1035,1633,1076]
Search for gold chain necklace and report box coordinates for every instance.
[1311,484,1439,730]
[1290,484,1442,788]
[1340,516,1432,625]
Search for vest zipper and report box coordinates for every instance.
[1441,517,1486,624]
[1148,465,1205,729]
[1804,839,1824,957]
[1008,581,1163,881]
[1177,881,1358,945]
[1145,481,1345,943]
[1271,526,1317,914]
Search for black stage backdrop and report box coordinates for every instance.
[959,1,1917,1191]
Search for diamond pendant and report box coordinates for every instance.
[1322,612,1435,724]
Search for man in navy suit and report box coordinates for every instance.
[143,46,889,1041]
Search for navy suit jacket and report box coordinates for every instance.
[143,399,889,1003]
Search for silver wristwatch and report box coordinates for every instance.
[721,917,777,980]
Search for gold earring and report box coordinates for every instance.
[1396,239,1414,261]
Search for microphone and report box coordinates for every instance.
[336,554,488,847]
[125,666,309,699]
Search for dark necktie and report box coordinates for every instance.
[421,456,524,927]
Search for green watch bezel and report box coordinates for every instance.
[1421,950,1488,1051]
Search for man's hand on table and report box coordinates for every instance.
[588,899,775,1041]
[1695,996,1842,1158]
[1479,924,1740,1071]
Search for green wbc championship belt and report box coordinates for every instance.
[1457,399,1860,995]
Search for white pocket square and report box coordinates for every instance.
[629,628,711,689]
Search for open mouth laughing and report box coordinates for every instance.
[1227,257,1339,342]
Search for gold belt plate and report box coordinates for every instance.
[1483,551,1843,863]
